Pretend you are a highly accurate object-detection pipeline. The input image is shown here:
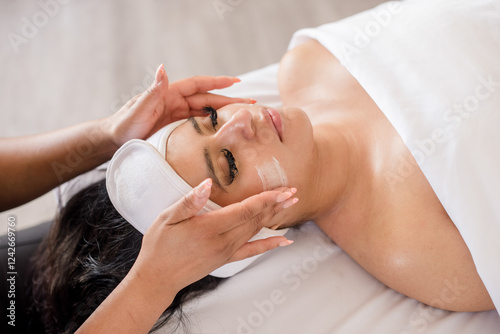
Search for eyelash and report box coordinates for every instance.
[222,149,238,184]
[202,106,218,129]
[203,106,238,185]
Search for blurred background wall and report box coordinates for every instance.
[0,0,385,231]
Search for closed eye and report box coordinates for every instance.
[222,149,238,185]
[198,107,238,186]
[202,106,218,130]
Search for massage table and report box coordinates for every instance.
[157,0,500,332]
[2,0,498,333]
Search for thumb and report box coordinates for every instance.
[136,64,169,110]
[160,178,213,224]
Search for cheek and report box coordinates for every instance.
[210,158,280,206]
[210,180,263,207]
[254,157,289,191]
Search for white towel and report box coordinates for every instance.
[289,0,500,313]
[106,120,288,278]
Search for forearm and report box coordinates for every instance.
[0,119,116,211]
[75,269,176,334]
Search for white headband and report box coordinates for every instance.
[106,120,288,278]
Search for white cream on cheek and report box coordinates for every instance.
[255,156,288,191]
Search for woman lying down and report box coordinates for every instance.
[31,0,499,331]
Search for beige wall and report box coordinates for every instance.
[0,0,385,231]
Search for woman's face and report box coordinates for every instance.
[165,103,315,206]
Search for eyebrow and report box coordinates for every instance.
[190,116,202,135]
[189,117,227,192]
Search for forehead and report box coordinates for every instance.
[165,119,206,189]
[164,104,251,189]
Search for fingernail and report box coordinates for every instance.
[276,191,293,203]
[155,64,165,85]
[279,240,293,247]
[249,98,257,104]
[290,187,297,194]
[283,197,299,209]
[233,77,241,83]
[194,178,212,198]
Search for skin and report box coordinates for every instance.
[77,178,295,334]
[166,103,314,225]
[1,64,295,334]
[165,41,495,312]
[0,64,255,211]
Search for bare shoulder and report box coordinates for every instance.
[278,39,360,106]
[322,186,495,312]
[317,120,494,312]
[281,37,495,313]
[368,211,493,311]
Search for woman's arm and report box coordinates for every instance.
[0,120,115,211]
[76,179,296,334]
[75,268,176,334]
[0,64,253,211]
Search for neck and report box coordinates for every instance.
[303,115,375,223]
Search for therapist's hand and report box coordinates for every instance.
[76,180,296,334]
[102,64,254,148]
[129,178,297,298]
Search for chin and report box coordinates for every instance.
[281,106,313,145]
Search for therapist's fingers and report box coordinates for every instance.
[173,75,241,96]
[234,187,298,230]
[228,237,293,263]
[137,64,169,109]
[155,178,212,225]
[221,189,298,255]
[207,187,298,234]
[185,92,256,115]
[104,64,171,147]
[124,93,141,108]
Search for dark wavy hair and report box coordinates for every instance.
[29,179,224,333]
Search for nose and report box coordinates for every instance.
[215,108,255,143]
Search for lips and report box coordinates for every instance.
[265,107,283,142]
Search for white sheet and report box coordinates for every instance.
[58,1,500,331]
[156,6,500,327]
[157,222,500,334]
[289,0,500,314]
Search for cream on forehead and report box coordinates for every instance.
[255,156,288,191]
